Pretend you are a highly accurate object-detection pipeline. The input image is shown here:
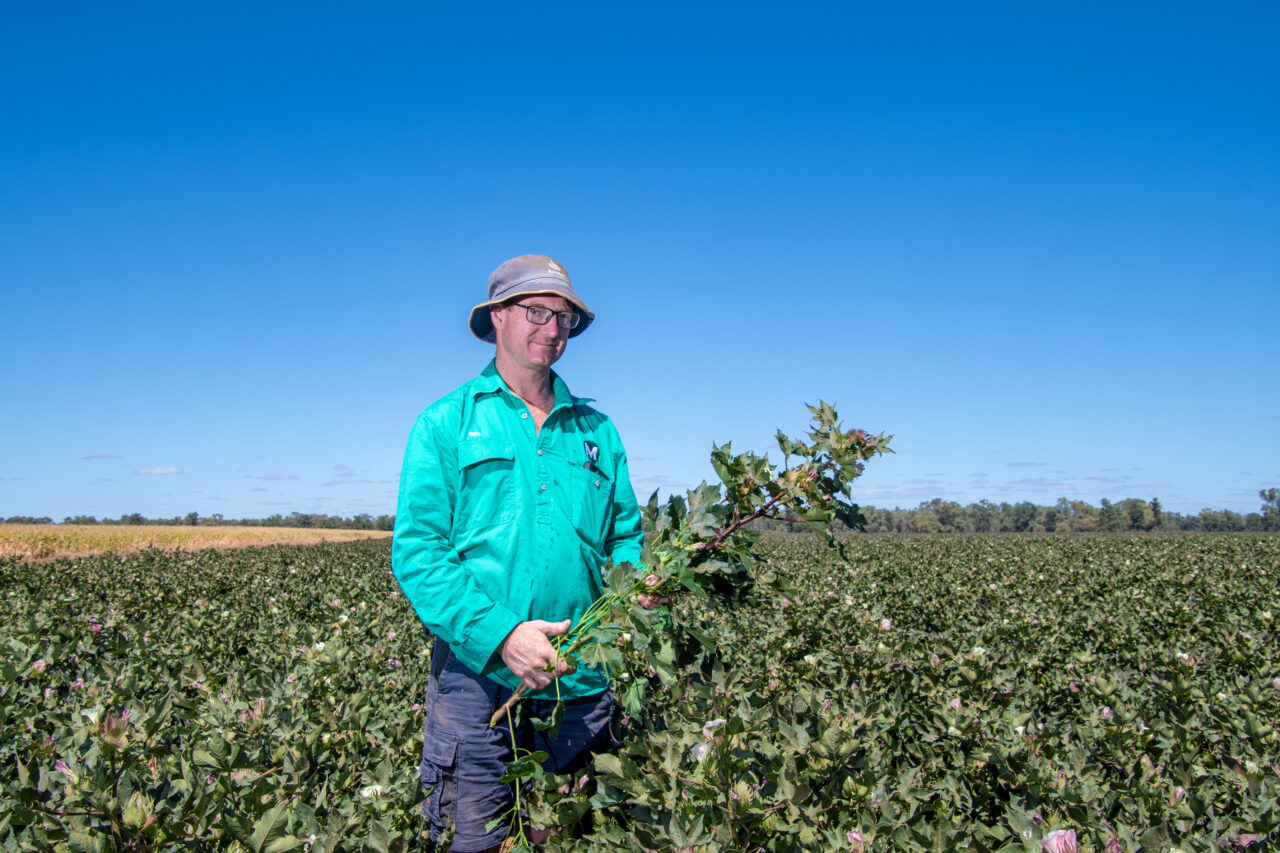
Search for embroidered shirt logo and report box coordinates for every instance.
[583,441,600,462]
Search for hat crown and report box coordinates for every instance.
[488,254,571,301]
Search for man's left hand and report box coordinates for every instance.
[637,574,674,610]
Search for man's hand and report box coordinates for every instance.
[637,574,675,610]
[499,619,573,690]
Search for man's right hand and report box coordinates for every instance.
[498,619,572,690]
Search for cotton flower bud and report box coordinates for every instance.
[878,618,892,632]
[690,742,712,763]
[949,697,962,710]
[1105,839,1121,853]
[1100,706,1113,720]
[1041,828,1078,853]
[55,759,78,784]
[1170,786,1187,805]
[31,660,47,674]
[846,828,865,852]
[643,574,663,588]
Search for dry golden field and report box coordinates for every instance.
[0,524,392,562]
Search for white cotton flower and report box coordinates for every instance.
[360,784,385,798]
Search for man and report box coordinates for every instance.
[392,254,645,852]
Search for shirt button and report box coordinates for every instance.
[537,449,543,455]
[540,483,547,491]
[594,480,601,488]
[521,412,528,419]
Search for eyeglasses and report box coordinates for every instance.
[515,303,580,330]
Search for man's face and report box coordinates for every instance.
[491,295,572,372]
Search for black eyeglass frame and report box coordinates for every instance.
[515,303,581,330]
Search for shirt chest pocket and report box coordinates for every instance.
[455,440,518,526]
[562,463,612,545]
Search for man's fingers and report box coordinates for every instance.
[530,618,572,637]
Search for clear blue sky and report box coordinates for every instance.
[2,2,1277,521]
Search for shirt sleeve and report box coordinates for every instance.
[605,446,645,567]
[391,407,522,674]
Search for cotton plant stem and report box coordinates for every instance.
[489,588,637,727]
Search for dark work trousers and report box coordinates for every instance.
[418,640,616,852]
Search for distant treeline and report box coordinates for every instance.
[6,489,1278,534]
[3,512,395,530]
[755,489,1280,534]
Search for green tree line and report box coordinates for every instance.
[4,512,394,530]
[6,489,1278,534]
[752,488,1280,533]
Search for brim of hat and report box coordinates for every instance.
[468,288,595,343]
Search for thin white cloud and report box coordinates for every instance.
[321,478,376,487]
[257,474,299,481]
[80,454,121,460]
[1006,462,1046,468]
[136,467,182,476]
[1000,477,1076,491]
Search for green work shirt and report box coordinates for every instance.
[392,360,644,699]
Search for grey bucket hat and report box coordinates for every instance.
[468,254,595,343]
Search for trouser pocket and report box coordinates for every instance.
[419,729,458,830]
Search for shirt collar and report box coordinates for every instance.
[472,359,594,408]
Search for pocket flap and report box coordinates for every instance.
[457,440,514,469]
[422,731,458,767]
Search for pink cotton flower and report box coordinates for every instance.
[780,597,791,608]
[89,623,101,634]
[878,618,892,632]
[846,828,865,852]
[1041,828,1077,853]
[949,697,962,710]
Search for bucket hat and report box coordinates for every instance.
[468,254,595,343]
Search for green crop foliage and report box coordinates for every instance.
[2,505,1278,847]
